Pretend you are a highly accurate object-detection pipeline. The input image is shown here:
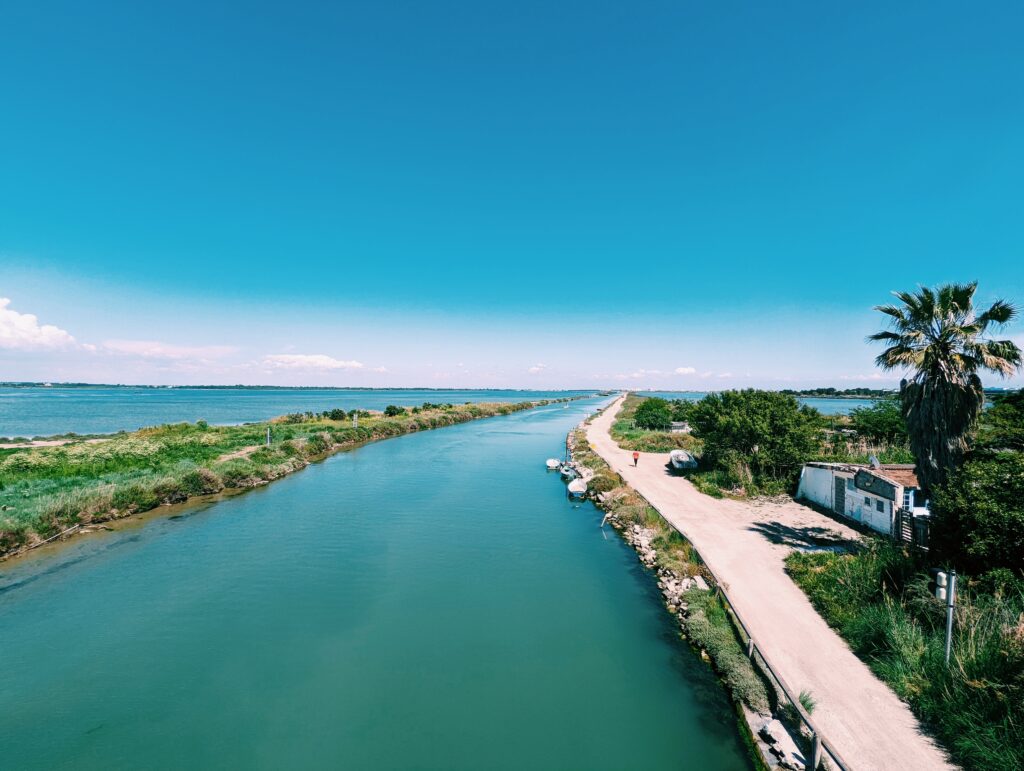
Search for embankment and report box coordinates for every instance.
[0,399,572,561]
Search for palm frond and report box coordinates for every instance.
[975,299,1018,330]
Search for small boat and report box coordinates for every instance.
[545,458,561,470]
[667,449,698,473]
[567,479,587,498]
[559,463,577,480]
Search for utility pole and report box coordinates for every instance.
[928,568,957,665]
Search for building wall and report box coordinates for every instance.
[796,465,838,510]
[797,464,903,537]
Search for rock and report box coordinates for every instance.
[692,575,710,591]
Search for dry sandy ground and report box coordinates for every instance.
[0,437,108,449]
[588,396,954,771]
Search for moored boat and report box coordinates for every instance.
[667,449,698,473]
[545,458,561,470]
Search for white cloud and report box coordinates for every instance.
[611,368,663,381]
[838,373,893,381]
[0,298,77,350]
[717,372,734,379]
[674,366,697,375]
[527,363,547,374]
[103,340,238,360]
[263,354,364,370]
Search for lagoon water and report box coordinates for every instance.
[0,387,596,438]
[644,391,877,416]
[0,397,749,770]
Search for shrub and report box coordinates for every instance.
[633,397,673,430]
[588,474,620,494]
[931,451,1024,574]
[383,405,406,417]
[112,483,160,512]
[689,390,823,488]
[850,398,907,443]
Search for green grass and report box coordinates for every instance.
[609,394,701,453]
[786,544,1024,771]
[0,399,556,557]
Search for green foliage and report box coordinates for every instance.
[977,389,1024,450]
[787,545,1024,770]
[383,405,406,417]
[689,390,823,488]
[669,399,695,422]
[870,282,1022,493]
[684,588,770,712]
[850,398,907,443]
[633,397,673,430]
[609,394,702,452]
[0,399,553,556]
[931,452,1024,575]
[322,408,347,421]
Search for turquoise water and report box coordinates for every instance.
[0,387,597,437]
[0,398,749,770]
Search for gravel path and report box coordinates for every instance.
[587,396,954,771]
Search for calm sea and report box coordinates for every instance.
[0,397,749,770]
[0,386,597,437]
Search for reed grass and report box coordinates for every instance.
[786,544,1024,771]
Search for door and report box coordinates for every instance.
[834,476,846,515]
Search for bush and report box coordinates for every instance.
[323,408,347,421]
[850,398,907,443]
[931,452,1024,574]
[689,390,822,488]
[588,474,620,494]
[383,405,405,417]
[787,545,1024,770]
[633,397,673,430]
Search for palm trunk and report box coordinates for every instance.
[900,375,983,495]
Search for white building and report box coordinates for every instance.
[796,462,928,537]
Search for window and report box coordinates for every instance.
[903,489,914,509]
[876,499,885,513]
[846,478,854,491]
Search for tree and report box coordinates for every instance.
[931,452,1024,575]
[383,405,406,417]
[688,390,823,484]
[669,399,695,423]
[870,283,1021,493]
[633,397,673,430]
[977,389,1024,451]
[849,398,907,443]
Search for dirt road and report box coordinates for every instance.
[587,396,953,771]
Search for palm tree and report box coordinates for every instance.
[870,282,1021,494]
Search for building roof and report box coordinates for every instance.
[803,461,920,490]
[877,464,920,489]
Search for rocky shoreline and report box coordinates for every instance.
[565,423,813,771]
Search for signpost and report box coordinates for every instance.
[928,568,957,665]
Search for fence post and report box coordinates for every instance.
[810,732,822,770]
[747,638,754,658]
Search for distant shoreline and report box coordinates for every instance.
[0,382,602,392]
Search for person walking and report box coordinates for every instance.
[632,451,639,467]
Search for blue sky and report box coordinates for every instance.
[2,1,1022,388]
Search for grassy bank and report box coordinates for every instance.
[786,544,1024,771]
[610,393,700,453]
[0,399,560,558]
